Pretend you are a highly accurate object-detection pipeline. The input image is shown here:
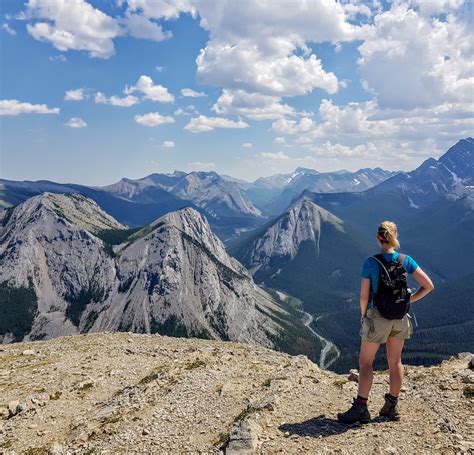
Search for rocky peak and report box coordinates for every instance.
[294,166,320,175]
[371,138,474,206]
[416,157,438,171]
[1,192,125,239]
[247,199,343,273]
[170,172,262,218]
[289,198,343,225]
[125,207,240,273]
[438,137,474,182]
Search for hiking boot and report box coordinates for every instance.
[379,394,400,421]
[337,398,371,424]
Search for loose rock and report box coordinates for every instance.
[348,369,359,382]
[0,333,471,454]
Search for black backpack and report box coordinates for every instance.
[371,253,410,320]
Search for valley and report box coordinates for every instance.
[300,310,340,370]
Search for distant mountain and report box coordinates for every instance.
[0,193,322,362]
[235,167,320,210]
[104,170,262,218]
[400,194,474,280]
[230,197,373,370]
[299,138,474,279]
[306,138,474,217]
[254,167,321,190]
[222,167,397,216]
[372,137,474,207]
[261,167,398,216]
[0,179,75,207]
[0,175,259,240]
[0,178,196,229]
[231,199,370,313]
[235,199,342,274]
[231,139,474,371]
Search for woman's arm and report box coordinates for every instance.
[409,267,434,303]
[360,278,371,321]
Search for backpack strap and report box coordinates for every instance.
[397,253,406,267]
[371,254,392,282]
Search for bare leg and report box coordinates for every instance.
[358,341,380,398]
[386,337,405,396]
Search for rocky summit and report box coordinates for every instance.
[240,199,344,275]
[0,333,473,454]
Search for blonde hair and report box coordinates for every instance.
[377,221,400,249]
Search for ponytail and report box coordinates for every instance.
[377,221,400,249]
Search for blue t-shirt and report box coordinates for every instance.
[361,252,419,296]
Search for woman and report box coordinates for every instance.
[337,221,434,423]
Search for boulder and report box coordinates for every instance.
[22,349,35,356]
[8,400,27,418]
[226,419,262,454]
[348,369,359,382]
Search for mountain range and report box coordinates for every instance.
[0,137,473,372]
[0,166,396,242]
[0,192,323,362]
[224,167,397,216]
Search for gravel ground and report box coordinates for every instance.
[0,333,472,454]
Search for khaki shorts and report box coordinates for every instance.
[360,307,413,344]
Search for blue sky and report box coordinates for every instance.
[1,0,472,185]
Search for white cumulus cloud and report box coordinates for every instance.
[197,42,339,97]
[65,117,87,128]
[260,151,290,161]
[0,99,59,116]
[24,0,121,59]
[49,54,67,62]
[124,0,196,20]
[270,116,314,134]
[174,105,198,116]
[410,0,464,16]
[120,11,172,42]
[181,88,207,97]
[125,75,174,103]
[95,92,139,107]
[64,88,85,101]
[134,112,175,127]
[212,89,297,121]
[162,140,175,148]
[358,3,474,110]
[2,23,16,35]
[184,115,249,133]
[190,0,367,97]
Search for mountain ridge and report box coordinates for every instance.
[0,193,323,364]
[103,170,263,220]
